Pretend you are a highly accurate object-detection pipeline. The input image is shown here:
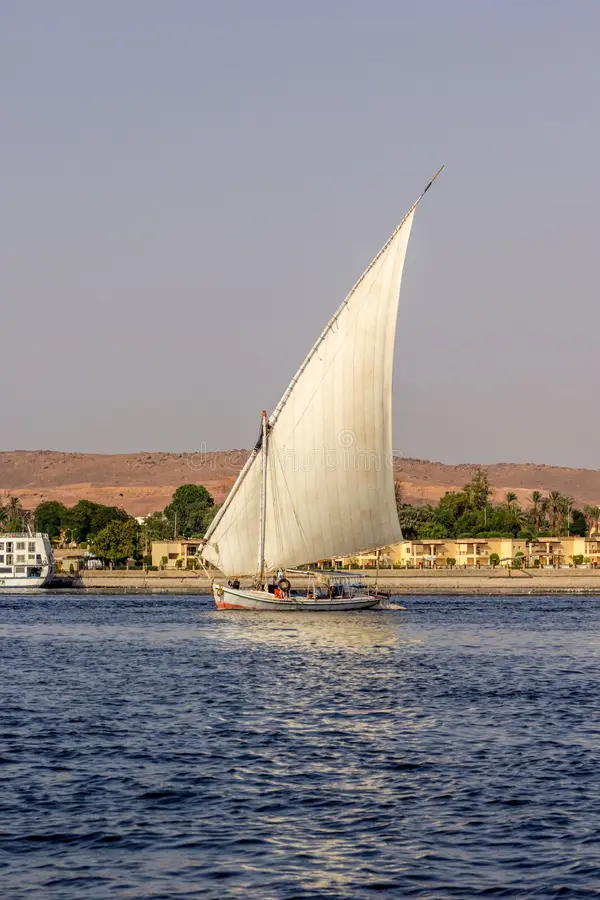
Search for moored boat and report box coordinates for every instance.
[0,532,54,591]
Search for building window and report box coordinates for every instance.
[168,553,178,560]
[16,555,25,563]
[0,567,12,574]
[28,542,36,553]
[28,554,35,560]
[16,566,25,574]
[16,542,26,551]
[6,542,13,553]
[186,546,198,556]
[0,543,4,551]
[6,555,13,565]
[0,556,3,564]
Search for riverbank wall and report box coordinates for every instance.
[48,568,600,595]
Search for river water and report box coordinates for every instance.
[1,594,600,899]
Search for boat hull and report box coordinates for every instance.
[0,573,53,592]
[213,584,380,611]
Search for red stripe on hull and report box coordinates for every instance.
[215,600,254,609]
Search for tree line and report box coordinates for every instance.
[0,484,218,566]
[395,468,600,541]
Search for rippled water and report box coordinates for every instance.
[2,595,600,898]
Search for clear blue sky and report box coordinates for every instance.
[2,0,600,466]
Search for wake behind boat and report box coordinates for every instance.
[200,170,443,610]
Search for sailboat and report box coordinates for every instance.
[200,169,443,610]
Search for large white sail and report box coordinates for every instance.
[203,191,425,578]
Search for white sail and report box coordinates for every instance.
[203,196,422,578]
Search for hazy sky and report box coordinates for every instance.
[2,0,600,466]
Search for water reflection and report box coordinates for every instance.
[205,608,411,653]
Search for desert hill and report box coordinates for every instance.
[1,450,600,516]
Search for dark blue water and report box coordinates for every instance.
[2,595,600,899]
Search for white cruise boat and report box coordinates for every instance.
[0,532,54,591]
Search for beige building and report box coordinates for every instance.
[326,536,600,569]
[151,539,204,569]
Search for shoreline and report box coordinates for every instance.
[37,568,600,596]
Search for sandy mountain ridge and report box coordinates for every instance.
[2,450,600,517]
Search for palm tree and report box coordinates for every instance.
[546,491,565,536]
[394,481,403,512]
[528,491,547,531]
[503,492,527,534]
[583,505,600,536]
[1,494,25,533]
[5,495,22,516]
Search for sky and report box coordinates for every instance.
[2,0,600,467]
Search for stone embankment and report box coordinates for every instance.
[48,568,600,595]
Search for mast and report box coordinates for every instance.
[257,410,268,585]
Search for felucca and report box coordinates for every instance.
[200,170,443,610]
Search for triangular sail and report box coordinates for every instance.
[203,178,438,578]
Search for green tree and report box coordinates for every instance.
[489,552,500,568]
[1,495,25,532]
[435,491,469,536]
[546,491,566,536]
[397,504,436,540]
[164,484,215,538]
[142,511,172,539]
[394,481,403,512]
[92,519,141,565]
[418,521,447,539]
[204,504,221,529]
[528,491,547,532]
[583,505,600,536]
[35,501,68,540]
[569,508,587,537]
[454,509,485,538]
[463,468,491,510]
[63,501,130,543]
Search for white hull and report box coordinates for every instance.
[0,533,54,593]
[0,577,52,591]
[213,584,380,611]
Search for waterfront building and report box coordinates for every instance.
[321,536,600,569]
[151,539,204,569]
